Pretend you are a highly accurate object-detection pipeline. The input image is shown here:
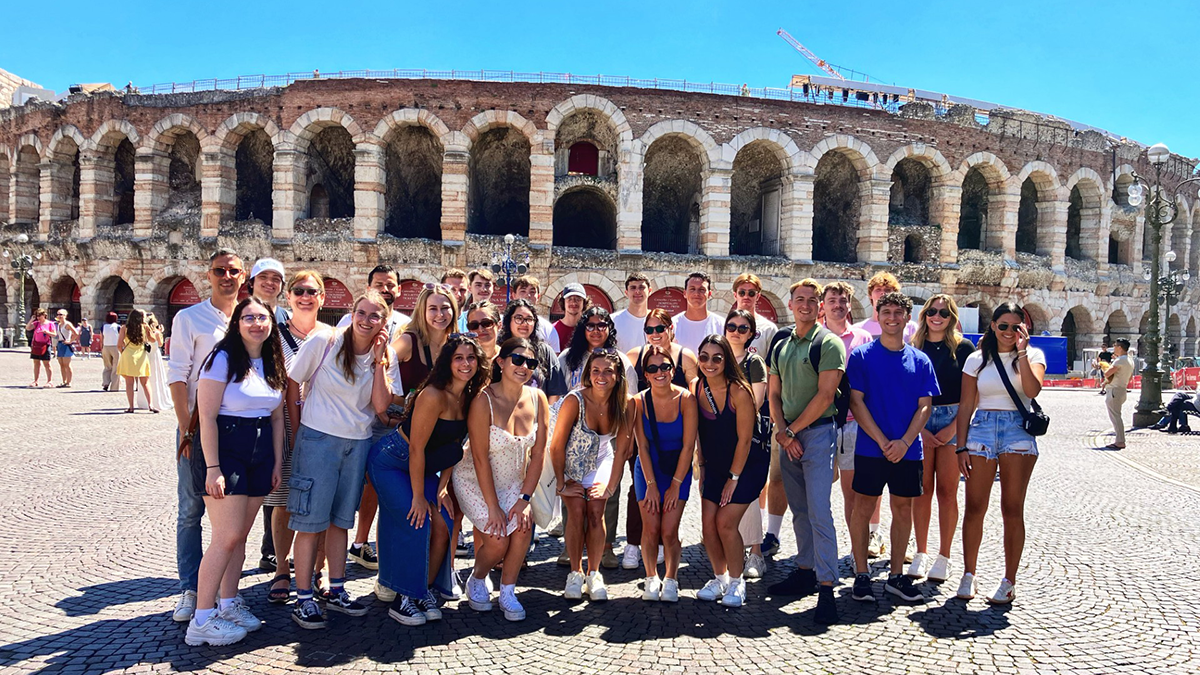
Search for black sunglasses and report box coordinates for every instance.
[644,362,675,374]
[697,353,724,363]
[291,288,321,296]
[507,353,536,367]
[644,325,669,335]
[995,323,1019,332]
[725,323,751,335]
[210,267,243,278]
[467,318,497,331]
[925,308,952,319]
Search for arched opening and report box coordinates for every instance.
[113,139,136,226]
[957,168,990,251]
[304,126,355,219]
[888,158,931,226]
[641,135,703,254]
[49,138,81,221]
[0,278,7,329]
[730,141,785,256]
[1114,174,1133,207]
[1061,311,1078,367]
[0,151,10,224]
[50,277,81,325]
[384,125,443,240]
[812,151,860,263]
[234,128,274,224]
[1191,207,1200,272]
[1187,317,1198,358]
[468,126,531,236]
[1021,303,1049,334]
[550,284,614,321]
[1016,178,1040,254]
[13,145,40,225]
[567,142,599,176]
[554,110,618,181]
[553,188,617,249]
[309,184,330,219]
[903,234,921,263]
[96,276,135,322]
[1109,234,1121,264]
[164,277,201,336]
[1169,209,1189,269]
[317,278,354,326]
[1066,186,1083,260]
[165,131,201,215]
[1168,314,1183,361]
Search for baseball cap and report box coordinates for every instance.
[562,283,587,300]
[250,258,285,280]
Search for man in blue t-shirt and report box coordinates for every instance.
[846,292,939,605]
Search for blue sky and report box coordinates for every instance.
[5,0,1198,160]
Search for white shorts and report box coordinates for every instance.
[837,420,859,472]
[581,442,614,489]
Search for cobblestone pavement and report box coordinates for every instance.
[0,351,1197,674]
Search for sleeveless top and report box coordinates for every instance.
[397,332,434,394]
[641,392,685,470]
[633,344,690,391]
[454,388,539,535]
[696,379,738,462]
[563,389,614,483]
[402,411,468,476]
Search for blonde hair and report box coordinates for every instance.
[408,286,459,346]
[867,271,901,295]
[288,269,325,293]
[789,278,823,297]
[732,272,762,292]
[911,294,963,352]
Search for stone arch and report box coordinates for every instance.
[639,131,708,253]
[1065,167,1105,262]
[212,112,284,152]
[464,114,533,237]
[286,108,367,152]
[806,137,878,263]
[146,113,210,154]
[545,95,633,145]
[1187,316,1198,358]
[882,144,953,180]
[12,138,42,225]
[1111,164,1137,208]
[1104,308,1132,343]
[636,120,722,170]
[212,114,280,226]
[91,273,137,321]
[805,135,881,179]
[1061,305,1095,366]
[288,111,360,221]
[1167,313,1183,360]
[955,152,1012,253]
[549,105,624,247]
[377,111,446,240]
[462,110,540,149]
[47,126,86,222]
[49,274,82,324]
[1015,161,1062,257]
[552,185,617,250]
[727,132,793,256]
[145,114,210,223]
[86,121,139,228]
[1169,195,1191,270]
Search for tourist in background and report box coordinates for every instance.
[549,283,589,353]
[337,264,410,338]
[731,273,778,355]
[441,268,470,319]
[136,313,171,412]
[672,272,725,355]
[1102,339,1134,447]
[101,312,121,391]
[118,309,157,413]
[499,299,567,404]
[53,309,78,388]
[611,273,652,355]
[27,307,55,388]
[77,318,93,359]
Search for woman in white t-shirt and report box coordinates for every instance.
[953,303,1046,606]
[185,297,286,647]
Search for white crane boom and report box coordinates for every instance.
[776,28,845,80]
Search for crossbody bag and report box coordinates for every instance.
[993,355,1050,436]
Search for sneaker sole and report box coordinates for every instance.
[986,595,1014,605]
[884,586,924,602]
[587,591,608,601]
[720,597,744,607]
[642,593,661,601]
[851,591,876,602]
[468,599,493,612]
[185,632,246,646]
[503,608,526,621]
[325,604,369,617]
[956,592,975,600]
[621,560,641,570]
[172,611,194,623]
[291,614,328,630]
[387,609,427,626]
[926,573,948,582]
[661,595,679,603]
[564,590,583,600]
[349,555,379,571]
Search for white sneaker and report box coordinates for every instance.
[441,569,463,601]
[564,571,585,600]
[906,552,929,578]
[485,573,495,594]
[184,614,247,646]
[720,578,746,607]
[173,590,197,623]
[987,578,1016,605]
[621,544,642,570]
[661,577,680,603]
[585,571,608,601]
[219,597,262,632]
[643,576,662,601]
[466,574,493,611]
[657,546,665,564]
[956,572,977,600]
[744,553,765,579]
[374,579,397,603]
[696,577,728,602]
[926,555,952,582]
[867,530,885,558]
[499,588,525,621]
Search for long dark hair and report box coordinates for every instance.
[125,309,146,345]
[499,299,544,350]
[696,334,755,402]
[724,308,758,354]
[496,337,536,384]
[975,302,1023,374]
[580,348,630,431]
[203,296,287,390]
[401,333,490,423]
[566,307,616,373]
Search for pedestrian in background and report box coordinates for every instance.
[77,319,93,359]
[101,312,121,391]
[54,309,78,388]
[27,307,55,388]
[118,309,157,413]
[1102,339,1134,448]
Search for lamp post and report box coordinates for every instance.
[1131,143,1200,427]
[1146,251,1189,382]
[3,233,42,348]
[489,233,529,305]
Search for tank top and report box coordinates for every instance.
[641,392,684,470]
[396,332,434,394]
[696,379,738,462]
[401,413,468,476]
[633,344,689,391]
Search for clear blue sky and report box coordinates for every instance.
[5,0,1197,160]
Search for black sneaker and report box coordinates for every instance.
[291,597,326,629]
[761,533,781,557]
[766,567,817,596]
[348,543,379,570]
[815,586,838,624]
[884,574,924,602]
[851,573,875,602]
[324,588,369,616]
[417,588,443,621]
[258,553,278,572]
[387,596,428,626]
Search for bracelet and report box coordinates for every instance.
[672,476,684,484]
[206,466,222,471]
[955,447,969,454]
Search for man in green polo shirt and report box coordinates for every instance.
[766,278,845,624]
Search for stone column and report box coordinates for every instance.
[699,163,732,257]
[353,142,385,240]
[989,182,1019,258]
[931,180,962,265]
[39,160,67,237]
[79,150,115,238]
[135,148,169,237]
[201,150,234,237]
[528,136,555,248]
[1038,190,1068,272]
[615,143,641,252]
[1094,204,1112,276]
[780,168,814,262]
[1132,210,1149,278]
[440,133,469,244]
[272,148,304,240]
[858,178,892,263]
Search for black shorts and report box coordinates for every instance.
[851,455,923,498]
[191,414,277,497]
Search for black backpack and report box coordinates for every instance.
[769,326,851,427]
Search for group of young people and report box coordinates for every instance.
[166,249,1046,645]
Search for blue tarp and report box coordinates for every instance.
[963,334,1069,375]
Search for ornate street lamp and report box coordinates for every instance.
[489,233,529,305]
[1131,144,1200,427]
[2,233,42,348]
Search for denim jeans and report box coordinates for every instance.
[778,421,838,584]
[176,430,206,593]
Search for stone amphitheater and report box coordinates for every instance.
[2,71,1198,367]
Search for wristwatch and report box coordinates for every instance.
[729,472,741,481]
[519,493,532,502]
[784,428,795,440]
[955,446,969,454]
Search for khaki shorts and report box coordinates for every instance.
[769,435,782,482]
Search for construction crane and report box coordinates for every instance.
[777,28,845,80]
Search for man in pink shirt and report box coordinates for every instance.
[853,272,918,342]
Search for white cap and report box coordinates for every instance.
[250,258,285,280]
[562,283,587,300]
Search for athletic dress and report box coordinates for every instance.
[454,388,538,535]
[633,344,689,392]
[634,392,692,501]
[696,381,768,504]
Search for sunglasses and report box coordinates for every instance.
[424,282,453,293]
[644,325,669,335]
[507,353,536,368]
[736,289,759,298]
[467,318,497,331]
[644,362,675,374]
[697,353,724,364]
[925,308,952,319]
[725,323,752,335]
[449,332,479,340]
[291,287,321,296]
[210,267,244,278]
[584,322,610,332]
[995,323,1019,332]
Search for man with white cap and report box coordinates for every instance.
[548,283,589,354]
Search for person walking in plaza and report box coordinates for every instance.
[731,273,779,355]
[627,309,698,391]
[1102,339,1134,447]
[53,309,78,387]
[611,273,653,355]
[101,312,121,391]
[846,293,939,604]
[724,308,769,580]
[456,337,550,621]
[284,291,399,629]
[694,335,766,608]
[672,272,725,355]
[184,296,286,646]
[631,345,696,602]
[77,318,93,359]
[510,275,554,344]
[136,313,171,412]
[168,248,246,623]
[118,309,158,413]
[955,303,1047,605]
[369,334,487,626]
[765,279,844,624]
[499,299,568,404]
[908,295,975,581]
[27,308,55,388]
[549,283,589,353]
[550,348,634,601]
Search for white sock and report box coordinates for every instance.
[869,522,879,534]
[218,597,236,611]
[760,507,768,524]
[194,607,214,626]
[767,514,783,536]
[718,573,731,584]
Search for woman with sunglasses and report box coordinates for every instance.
[907,295,975,583]
[185,297,286,646]
[550,348,634,601]
[264,271,331,604]
[723,309,769,580]
[954,303,1046,605]
[500,299,568,405]
[627,309,698,391]
[694,335,766,608]
[465,301,502,367]
[455,337,550,621]
[632,345,696,602]
[560,307,636,394]
[369,334,490,626]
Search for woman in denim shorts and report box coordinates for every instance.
[954,303,1046,605]
[909,295,976,582]
[186,297,286,646]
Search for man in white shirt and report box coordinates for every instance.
[611,272,651,355]
[100,312,121,391]
[442,268,471,331]
[853,271,918,341]
[336,264,409,340]
[456,268,497,332]
[511,274,554,343]
[732,272,778,355]
[1103,339,1135,448]
[549,283,588,353]
[167,248,246,623]
[672,272,725,354]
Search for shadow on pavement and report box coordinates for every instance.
[908,599,1011,638]
[54,577,179,617]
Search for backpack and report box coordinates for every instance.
[769,325,851,427]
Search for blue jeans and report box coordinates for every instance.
[176,431,206,593]
[778,421,838,584]
[966,410,1038,459]
[924,404,960,446]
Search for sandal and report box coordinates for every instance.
[124,408,135,413]
[267,573,291,603]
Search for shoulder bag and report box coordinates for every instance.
[993,353,1050,436]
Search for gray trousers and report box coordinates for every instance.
[778,422,839,584]
[1106,388,1127,446]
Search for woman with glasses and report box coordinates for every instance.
[723,309,769,580]
[369,334,490,626]
[118,309,158,413]
[626,309,698,391]
[184,297,286,646]
[694,335,766,608]
[499,299,568,404]
[631,345,696,602]
[550,348,634,601]
[559,307,636,394]
[465,301,502,367]
[907,295,975,583]
[284,291,400,630]
[455,337,550,621]
[954,303,1046,605]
